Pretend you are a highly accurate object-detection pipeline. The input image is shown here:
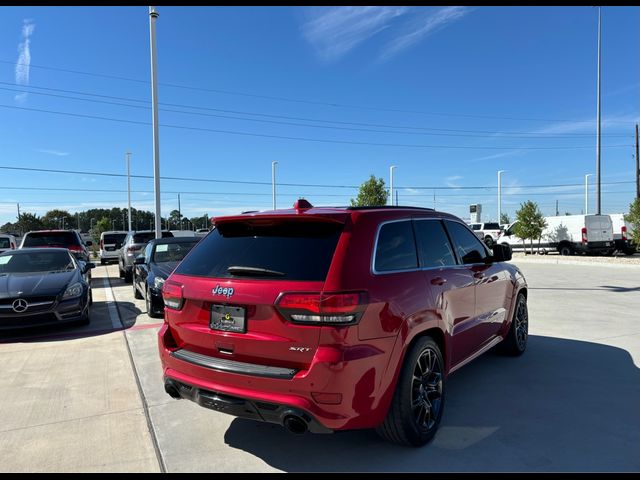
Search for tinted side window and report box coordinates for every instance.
[444,221,489,265]
[414,220,456,268]
[484,223,500,230]
[144,243,153,260]
[374,221,418,273]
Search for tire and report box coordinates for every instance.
[624,249,637,256]
[78,310,90,326]
[498,293,528,356]
[100,259,106,265]
[558,244,572,256]
[118,261,124,279]
[484,236,494,247]
[89,288,93,306]
[123,268,132,283]
[376,336,445,447]
[133,277,143,299]
[146,288,163,319]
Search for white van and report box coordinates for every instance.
[99,230,128,264]
[498,214,614,255]
[0,233,17,254]
[609,213,636,255]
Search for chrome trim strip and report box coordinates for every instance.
[170,349,298,380]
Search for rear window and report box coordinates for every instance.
[23,231,80,247]
[374,221,418,272]
[103,233,127,246]
[0,238,10,249]
[175,220,343,281]
[153,241,198,263]
[133,231,173,243]
[483,223,501,230]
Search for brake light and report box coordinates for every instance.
[127,246,136,254]
[100,239,104,249]
[581,227,587,243]
[68,245,83,252]
[162,281,184,311]
[621,226,627,241]
[276,291,368,325]
[11,242,16,249]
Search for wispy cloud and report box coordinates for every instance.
[301,6,408,62]
[532,113,640,135]
[14,19,35,102]
[469,150,525,164]
[445,175,463,189]
[35,148,70,157]
[379,7,470,61]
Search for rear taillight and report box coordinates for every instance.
[276,291,368,325]
[127,246,136,254]
[68,245,83,252]
[11,242,16,249]
[100,239,104,249]
[162,281,184,311]
[581,227,587,243]
[621,226,627,241]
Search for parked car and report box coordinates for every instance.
[609,213,636,255]
[0,248,94,329]
[99,231,128,265]
[20,230,92,264]
[133,237,200,318]
[158,201,528,446]
[118,230,173,283]
[498,214,614,255]
[468,222,502,246]
[0,233,17,254]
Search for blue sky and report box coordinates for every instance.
[0,6,638,226]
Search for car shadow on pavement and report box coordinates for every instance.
[0,300,143,344]
[223,335,640,472]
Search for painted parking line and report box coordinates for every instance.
[128,322,164,331]
[103,277,123,330]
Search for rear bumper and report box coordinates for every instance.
[158,324,397,431]
[575,241,613,253]
[100,250,120,260]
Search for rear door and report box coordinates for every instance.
[413,218,475,367]
[586,215,614,243]
[443,220,504,364]
[168,218,345,371]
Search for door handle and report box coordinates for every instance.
[431,277,447,286]
[473,272,485,279]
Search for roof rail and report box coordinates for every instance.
[346,205,435,211]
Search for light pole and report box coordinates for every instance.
[389,165,396,206]
[61,216,66,230]
[595,6,602,215]
[90,218,96,231]
[497,170,506,223]
[585,173,594,214]
[126,151,132,231]
[149,6,162,238]
[112,219,116,230]
[271,161,277,210]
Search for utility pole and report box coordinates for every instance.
[271,161,277,210]
[76,212,80,231]
[395,190,398,206]
[122,212,126,231]
[497,170,505,223]
[149,6,162,239]
[389,165,396,206]
[556,200,559,216]
[126,151,132,232]
[178,193,181,230]
[433,190,435,210]
[595,6,602,215]
[636,123,640,198]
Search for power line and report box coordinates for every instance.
[0,165,635,191]
[0,82,631,139]
[0,104,632,151]
[2,59,638,124]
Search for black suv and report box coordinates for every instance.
[20,230,92,264]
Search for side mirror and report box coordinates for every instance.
[81,262,95,273]
[491,244,512,262]
[85,240,93,247]
[134,255,146,265]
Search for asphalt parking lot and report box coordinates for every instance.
[0,261,638,472]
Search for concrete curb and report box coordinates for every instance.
[509,257,640,269]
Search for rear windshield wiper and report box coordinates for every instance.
[227,266,285,277]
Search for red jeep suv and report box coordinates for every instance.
[158,201,528,446]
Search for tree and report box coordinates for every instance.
[564,212,572,216]
[350,175,388,207]
[42,209,73,229]
[513,201,547,254]
[168,209,182,229]
[17,213,44,234]
[93,217,112,244]
[624,197,640,246]
[499,213,511,225]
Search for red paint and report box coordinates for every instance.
[159,205,527,432]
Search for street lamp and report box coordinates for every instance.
[585,173,594,214]
[595,6,602,215]
[497,170,506,223]
[90,218,96,230]
[389,165,397,206]
[61,216,67,230]
[272,161,278,210]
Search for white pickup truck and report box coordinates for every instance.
[468,222,503,247]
